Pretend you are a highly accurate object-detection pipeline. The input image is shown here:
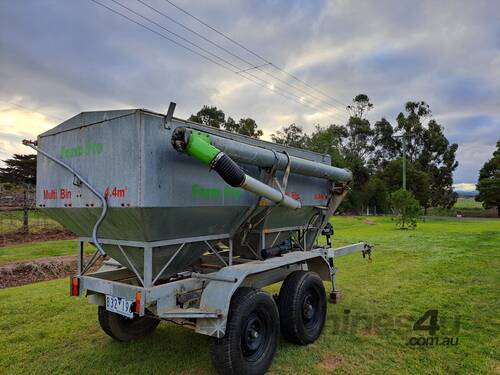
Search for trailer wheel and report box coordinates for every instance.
[210,288,279,375]
[278,271,326,345]
[98,306,159,342]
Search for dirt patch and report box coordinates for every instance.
[317,354,344,372]
[490,359,500,375]
[460,208,498,218]
[363,219,377,225]
[0,229,75,247]
[360,328,377,336]
[0,255,101,288]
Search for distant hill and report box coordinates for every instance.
[455,190,478,198]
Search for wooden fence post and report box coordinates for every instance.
[23,190,29,239]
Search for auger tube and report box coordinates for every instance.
[172,128,301,210]
[202,130,352,183]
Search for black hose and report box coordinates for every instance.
[261,241,292,260]
[211,153,245,187]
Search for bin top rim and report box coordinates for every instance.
[38,108,332,162]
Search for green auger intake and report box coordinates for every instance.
[172,127,301,209]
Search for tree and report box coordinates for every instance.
[0,154,36,237]
[371,118,400,171]
[372,101,458,209]
[342,97,374,180]
[389,189,421,229]
[476,141,500,217]
[271,123,309,148]
[363,177,389,213]
[222,116,238,133]
[307,124,346,167]
[225,117,263,138]
[279,94,375,213]
[188,105,225,128]
[395,101,430,162]
[418,119,458,209]
[344,116,374,161]
[325,95,375,213]
[0,154,37,186]
[344,95,374,161]
[189,106,263,138]
[346,94,373,119]
[271,116,373,214]
[379,159,430,207]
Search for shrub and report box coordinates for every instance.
[389,189,422,229]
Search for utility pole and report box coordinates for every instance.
[395,134,407,190]
[402,135,406,191]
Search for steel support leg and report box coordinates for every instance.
[77,241,84,276]
[143,246,153,288]
[329,262,341,304]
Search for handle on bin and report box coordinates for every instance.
[23,140,108,257]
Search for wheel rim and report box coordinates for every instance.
[241,312,269,362]
[302,289,321,329]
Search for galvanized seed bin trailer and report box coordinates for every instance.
[26,103,372,375]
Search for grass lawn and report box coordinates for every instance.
[454,197,484,211]
[0,216,499,374]
[0,240,94,265]
[0,209,63,234]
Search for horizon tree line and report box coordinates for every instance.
[1,96,498,216]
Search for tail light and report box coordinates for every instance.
[135,291,141,314]
[70,276,79,296]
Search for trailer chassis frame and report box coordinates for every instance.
[75,237,372,338]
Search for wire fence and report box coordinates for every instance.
[0,187,72,247]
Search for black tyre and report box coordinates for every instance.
[98,306,160,342]
[278,271,327,345]
[210,288,280,375]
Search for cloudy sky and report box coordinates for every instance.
[1,0,499,190]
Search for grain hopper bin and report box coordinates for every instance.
[25,103,372,375]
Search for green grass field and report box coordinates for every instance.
[0,210,63,234]
[0,216,499,374]
[454,197,484,211]
[0,240,93,265]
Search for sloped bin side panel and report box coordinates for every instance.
[103,242,208,281]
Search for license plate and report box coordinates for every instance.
[105,295,133,318]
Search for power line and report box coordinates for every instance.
[163,0,350,109]
[93,0,238,73]
[110,0,347,121]
[134,0,349,115]
[111,0,243,72]
[164,0,270,64]
[90,0,348,122]
[95,0,234,73]
[107,0,341,117]
[272,66,348,108]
